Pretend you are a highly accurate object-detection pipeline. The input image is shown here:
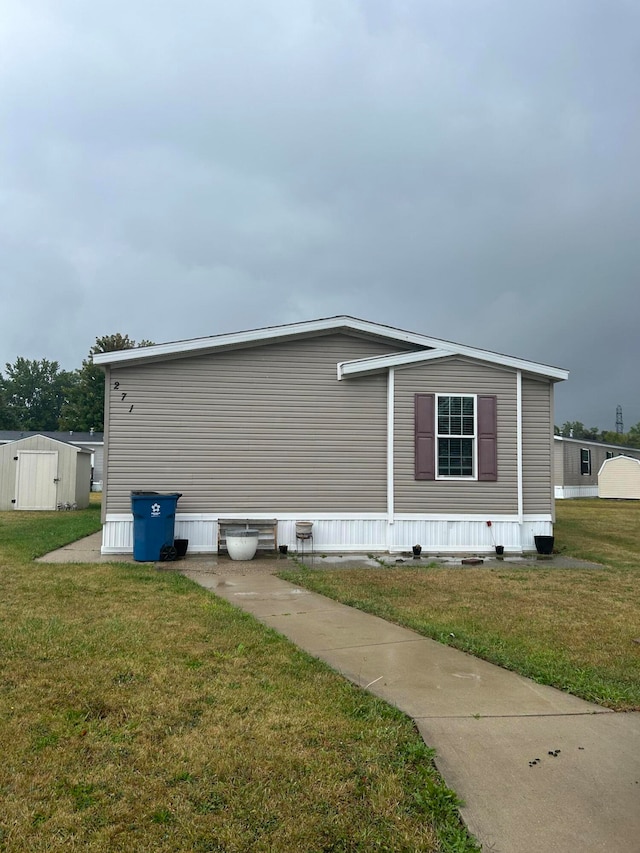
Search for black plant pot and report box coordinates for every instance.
[174,539,189,559]
[495,545,504,556]
[534,535,554,555]
[279,545,288,554]
[412,545,422,559]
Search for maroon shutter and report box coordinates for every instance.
[415,394,435,480]
[477,395,497,481]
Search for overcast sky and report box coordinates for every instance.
[2,1,638,430]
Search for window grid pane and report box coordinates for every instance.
[438,438,473,477]
[438,396,475,437]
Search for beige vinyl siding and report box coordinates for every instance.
[521,377,554,513]
[394,357,518,514]
[104,334,402,514]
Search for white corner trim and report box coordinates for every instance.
[387,368,394,521]
[517,370,523,523]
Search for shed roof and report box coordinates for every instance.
[93,316,569,382]
[0,431,103,445]
[597,454,640,475]
[0,434,92,454]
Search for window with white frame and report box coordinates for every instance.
[580,448,591,475]
[437,395,475,477]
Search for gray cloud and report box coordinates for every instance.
[2,0,639,429]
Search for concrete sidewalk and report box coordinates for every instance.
[183,565,640,853]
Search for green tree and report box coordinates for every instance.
[599,430,630,447]
[0,385,17,428]
[0,358,77,430]
[626,423,640,449]
[59,334,154,432]
[558,421,601,440]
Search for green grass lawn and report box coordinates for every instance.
[281,500,640,711]
[0,507,479,852]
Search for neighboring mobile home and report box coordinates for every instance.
[94,317,569,555]
[598,455,640,500]
[553,436,640,499]
[0,434,92,510]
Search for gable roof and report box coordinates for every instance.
[337,347,568,381]
[92,316,569,381]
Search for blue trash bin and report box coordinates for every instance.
[131,492,182,561]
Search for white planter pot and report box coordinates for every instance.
[226,529,259,561]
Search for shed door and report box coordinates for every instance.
[15,451,58,510]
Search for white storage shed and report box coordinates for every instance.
[0,434,92,510]
[598,455,640,500]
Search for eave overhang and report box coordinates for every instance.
[92,314,569,382]
[92,316,431,367]
[338,347,569,383]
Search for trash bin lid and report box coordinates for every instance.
[226,528,259,537]
[131,491,182,498]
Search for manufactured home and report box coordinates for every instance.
[553,436,640,499]
[0,434,92,510]
[94,317,569,555]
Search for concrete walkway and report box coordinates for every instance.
[182,563,640,853]
[38,537,640,851]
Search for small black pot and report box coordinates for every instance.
[412,545,422,558]
[534,535,554,555]
[495,545,504,556]
[174,539,188,559]
[279,545,289,554]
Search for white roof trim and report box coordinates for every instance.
[338,348,456,379]
[92,317,429,365]
[10,434,87,453]
[92,315,569,380]
[339,347,569,381]
[554,436,638,452]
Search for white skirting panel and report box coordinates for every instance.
[102,514,133,553]
[277,518,388,552]
[390,517,552,553]
[102,513,553,555]
[102,513,216,554]
[555,486,599,499]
